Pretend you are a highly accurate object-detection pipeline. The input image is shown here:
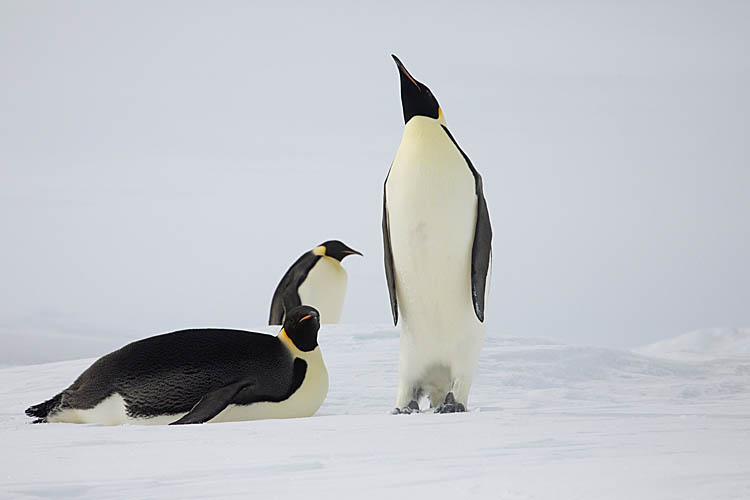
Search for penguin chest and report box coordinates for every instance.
[211,350,329,423]
[297,257,348,323]
[386,118,478,326]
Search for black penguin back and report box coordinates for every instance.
[268,251,321,325]
[55,329,295,418]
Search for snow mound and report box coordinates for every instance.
[636,328,750,361]
[476,334,749,412]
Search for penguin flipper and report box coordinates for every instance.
[25,392,63,421]
[471,180,492,322]
[269,252,321,325]
[440,125,492,322]
[169,379,256,425]
[382,171,399,325]
[269,289,301,326]
[269,295,285,326]
[282,293,302,322]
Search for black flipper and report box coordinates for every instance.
[169,379,256,425]
[268,252,321,325]
[382,167,399,326]
[282,293,302,323]
[268,294,286,326]
[441,125,492,322]
[25,392,63,422]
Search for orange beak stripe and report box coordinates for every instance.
[401,66,420,90]
[299,314,313,323]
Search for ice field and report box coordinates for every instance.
[1,326,748,499]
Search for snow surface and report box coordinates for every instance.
[1,326,749,499]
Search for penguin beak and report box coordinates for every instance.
[392,54,421,92]
[343,249,363,256]
[299,314,314,323]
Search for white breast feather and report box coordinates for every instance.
[386,116,487,406]
[297,257,348,323]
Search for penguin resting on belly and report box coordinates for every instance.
[26,306,328,425]
[382,55,492,414]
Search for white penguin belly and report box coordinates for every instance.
[386,117,486,399]
[46,393,176,425]
[47,393,131,425]
[297,257,348,323]
[210,348,329,423]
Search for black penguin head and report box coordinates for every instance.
[313,240,363,262]
[392,54,441,124]
[282,305,320,352]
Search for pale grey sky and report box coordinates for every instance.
[1,1,748,352]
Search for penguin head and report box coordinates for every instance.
[392,54,442,125]
[282,305,320,352]
[312,240,363,262]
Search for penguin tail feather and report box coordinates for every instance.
[25,392,63,422]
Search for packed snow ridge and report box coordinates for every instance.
[636,327,750,361]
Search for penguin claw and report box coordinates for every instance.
[435,403,466,413]
[392,400,420,415]
[435,392,466,414]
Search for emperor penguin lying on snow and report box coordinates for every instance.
[26,306,328,425]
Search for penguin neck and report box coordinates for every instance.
[311,248,346,269]
[321,255,344,268]
[396,115,454,164]
[401,115,448,144]
[278,328,329,416]
[405,108,447,128]
[278,329,322,361]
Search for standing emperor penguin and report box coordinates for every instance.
[269,240,362,325]
[383,55,492,414]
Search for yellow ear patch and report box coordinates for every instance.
[279,328,294,348]
[437,107,447,125]
[312,246,326,257]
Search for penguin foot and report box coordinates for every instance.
[435,392,466,414]
[391,400,420,415]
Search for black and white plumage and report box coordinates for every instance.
[26,306,328,425]
[269,240,362,325]
[383,55,492,414]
